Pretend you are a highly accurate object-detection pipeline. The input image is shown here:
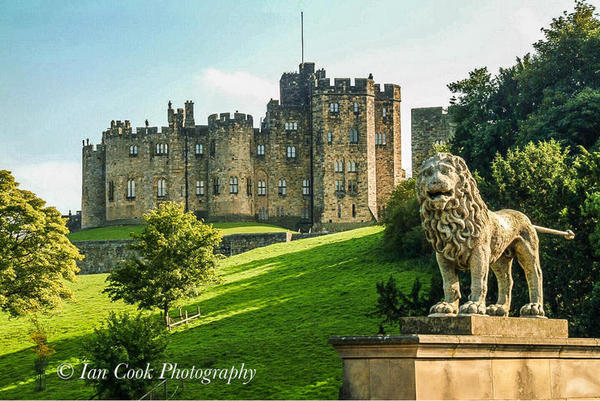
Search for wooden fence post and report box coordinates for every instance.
[185,310,189,324]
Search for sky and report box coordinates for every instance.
[1,0,596,214]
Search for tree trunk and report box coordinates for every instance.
[164,301,169,327]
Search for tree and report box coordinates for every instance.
[382,178,430,259]
[82,312,168,399]
[449,1,600,178]
[0,170,82,316]
[29,316,55,391]
[104,202,222,324]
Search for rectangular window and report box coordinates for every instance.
[329,103,339,113]
[258,180,266,196]
[257,144,265,156]
[229,177,238,194]
[285,122,298,131]
[302,179,310,195]
[156,143,168,155]
[302,207,310,219]
[335,180,345,192]
[108,181,115,202]
[196,180,205,196]
[258,207,269,221]
[347,161,357,173]
[127,179,135,199]
[278,179,287,195]
[382,133,386,145]
[157,179,166,197]
[247,178,252,195]
[210,140,216,156]
[350,129,358,144]
[213,178,220,195]
[353,102,359,113]
[348,180,358,193]
[195,143,203,155]
[327,132,333,144]
[129,145,138,157]
[382,107,387,117]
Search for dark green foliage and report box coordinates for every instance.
[104,202,222,324]
[382,178,431,258]
[449,1,600,179]
[82,312,168,400]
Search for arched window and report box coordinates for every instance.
[195,143,203,155]
[157,179,166,197]
[127,179,136,199]
[156,143,168,155]
[257,144,265,156]
[353,102,359,113]
[286,146,296,158]
[129,145,138,156]
[278,179,287,196]
[327,132,333,144]
[258,180,266,196]
[350,129,358,144]
[230,177,238,194]
[335,161,344,173]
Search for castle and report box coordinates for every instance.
[82,62,405,231]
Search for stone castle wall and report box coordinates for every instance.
[411,106,454,174]
[81,62,405,231]
[73,231,329,274]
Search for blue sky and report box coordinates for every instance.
[0,0,594,213]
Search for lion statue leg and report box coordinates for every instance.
[459,247,489,315]
[514,231,546,318]
[486,253,514,317]
[428,255,460,316]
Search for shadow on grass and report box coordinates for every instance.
[0,231,431,400]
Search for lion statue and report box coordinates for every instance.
[417,152,572,318]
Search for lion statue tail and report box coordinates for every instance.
[533,225,575,240]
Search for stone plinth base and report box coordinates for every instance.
[329,317,600,400]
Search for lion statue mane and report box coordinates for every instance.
[416,152,546,318]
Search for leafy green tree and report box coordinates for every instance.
[449,1,600,178]
[0,170,82,316]
[82,312,168,399]
[104,202,222,324]
[29,316,55,391]
[382,178,430,259]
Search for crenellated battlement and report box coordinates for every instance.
[375,83,401,101]
[313,77,375,95]
[208,112,253,126]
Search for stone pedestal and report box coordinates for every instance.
[329,316,600,400]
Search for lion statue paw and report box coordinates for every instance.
[520,303,545,318]
[428,301,458,316]
[458,301,486,315]
[486,304,509,317]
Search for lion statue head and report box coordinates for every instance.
[417,153,489,268]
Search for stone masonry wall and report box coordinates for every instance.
[411,107,454,174]
[73,232,329,274]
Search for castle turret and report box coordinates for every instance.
[206,112,255,220]
[81,141,106,229]
[184,100,195,127]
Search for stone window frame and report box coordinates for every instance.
[247,177,252,196]
[258,207,269,221]
[335,179,345,193]
[382,107,387,118]
[334,160,344,173]
[126,179,136,200]
[108,180,115,202]
[213,178,221,195]
[156,143,169,156]
[329,102,339,114]
[196,180,205,196]
[302,179,311,196]
[350,129,358,144]
[210,140,216,157]
[195,143,203,156]
[275,206,285,217]
[337,203,342,218]
[230,177,239,194]
[157,178,167,198]
[301,207,310,219]
[129,145,138,157]
[284,122,298,131]
[348,180,358,194]
[353,102,359,114]
[352,204,357,218]
[327,132,333,145]
[278,179,287,196]
[375,133,387,146]
[286,146,296,159]
[258,180,267,196]
[347,161,357,173]
[257,144,265,156]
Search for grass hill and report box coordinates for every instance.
[67,222,289,241]
[0,226,431,400]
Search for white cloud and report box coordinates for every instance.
[199,68,279,103]
[4,160,81,214]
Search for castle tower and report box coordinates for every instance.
[81,141,106,229]
[411,107,454,173]
[184,101,195,127]
[207,112,255,220]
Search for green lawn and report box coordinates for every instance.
[0,226,431,400]
[67,222,289,241]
